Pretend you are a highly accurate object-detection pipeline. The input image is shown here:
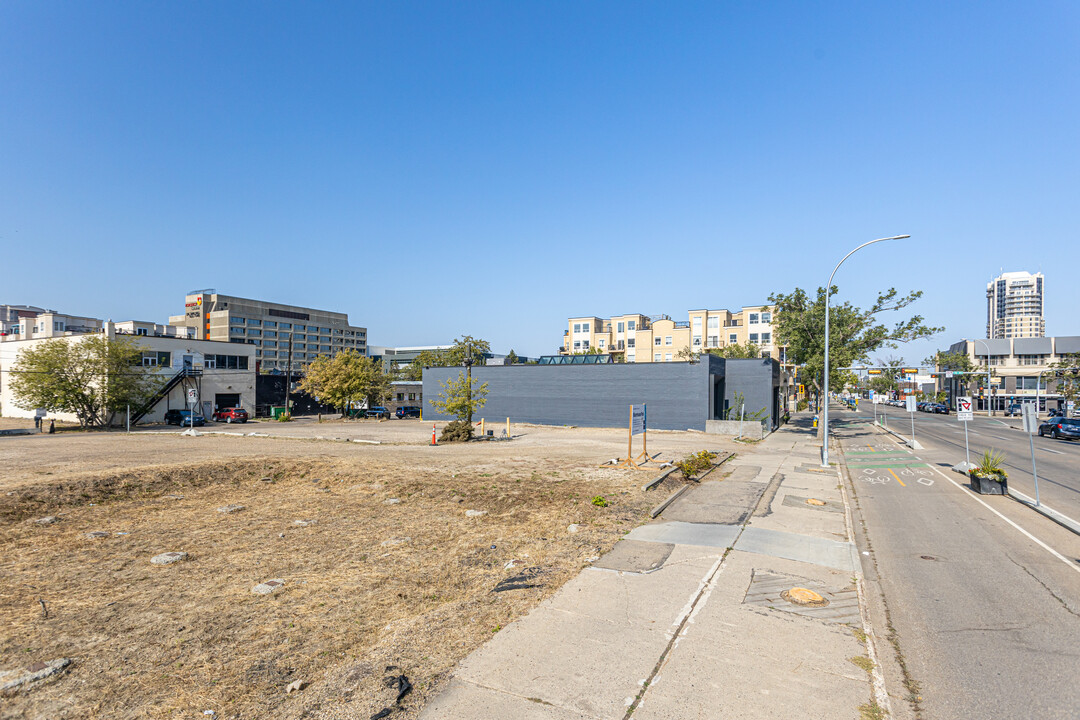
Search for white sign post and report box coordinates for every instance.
[1022,402,1041,505]
[186,388,198,432]
[905,394,918,449]
[957,396,973,470]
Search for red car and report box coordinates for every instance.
[212,407,249,423]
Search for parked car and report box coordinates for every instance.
[1038,418,1080,440]
[365,406,390,419]
[395,406,422,419]
[932,403,950,414]
[1005,403,1023,417]
[212,407,249,423]
[164,409,206,426]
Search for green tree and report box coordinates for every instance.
[768,286,942,403]
[400,336,494,381]
[925,349,981,396]
[675,346,699,362]
[1050,352,1080,408]
[431,371,488,422]
[713,342,762,359]
[571,346,603,355]
[868,355,905,395]
[299,350,391,416]
[507,349,519,364]
[10,335,157,428]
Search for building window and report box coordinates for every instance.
[761,333,771,345]
[707,317,719,330]
[248,328,261,336]
[729,334,738,344]
[749,313,759,324]
[265,321,277,328]
[397,393,404,401]
[707,335,718,347]
[750,333,759,343]
[136,328,147,336]
[627,339,635,348]
[264,341,277,348]
[665,336,672,346]
[665,353,672,362]
[599,339,605,348]
[264,351,277,358]
[573,341,581,350]
[655,353,661,361]
[248,319,261,326]
[628,320,636,331]
[582,341,590,349]
[409,393,416,401]
[627,353,635,363]
[761,312,771,323]
[617,322,625,333]
[693,336,701,346]
[655,337,662,346]
[265,331,277,338]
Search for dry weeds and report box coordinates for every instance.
[0,435,708,719]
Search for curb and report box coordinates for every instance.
[1007,488,1080,537]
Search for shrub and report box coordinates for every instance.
[591,495,609,507]
[439,419,473,443]
[276,412,292,422]
[797,399,808,411]
[675,450,717,480]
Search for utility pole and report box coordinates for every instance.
[284,334,294,416]
[464,340,474,425]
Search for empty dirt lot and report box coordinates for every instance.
[1,420,742,719]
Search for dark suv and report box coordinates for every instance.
[1038,418,1080,440]
[395,406,422,419]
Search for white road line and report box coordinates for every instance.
[989,435,1010,442]
[870,425,1080,578]
[926,465,1080,577]
[1039,447,1064,455]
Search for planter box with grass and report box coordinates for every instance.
[969,449,1008,495]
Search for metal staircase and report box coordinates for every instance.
[130,368,202,425]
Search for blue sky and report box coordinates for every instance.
[2,2,1078,362]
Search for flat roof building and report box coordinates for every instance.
[561,306,787,367]
[168,290,367,372]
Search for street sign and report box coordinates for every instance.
[945,371,954,379]
[187,388,198,406]
[1022,403,1038,434]
[956,396,973,422]
[631,404,646,436]
[906,396,917,413]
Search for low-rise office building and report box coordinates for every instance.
[943,336,1080,412]
[423,356,789,434]
[561,306,786,366]
[168,290,367,373]
[0,321,256,424]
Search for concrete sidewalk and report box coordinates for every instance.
[421,415,884,720]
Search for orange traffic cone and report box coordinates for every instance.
[431,424,437,446]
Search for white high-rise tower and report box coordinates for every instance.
[986,271,1045,339]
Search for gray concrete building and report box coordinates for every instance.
[422,355,787,434]
[168,290,367,373]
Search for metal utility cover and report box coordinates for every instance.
[743,570,860,624]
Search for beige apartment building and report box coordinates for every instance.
[169,290,367,372]
[986,271,1045,339]
[561,306,785,365]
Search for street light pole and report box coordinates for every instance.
[971,339,993,416]
[821,235,910,468]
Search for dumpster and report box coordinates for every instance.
[272,406,287,419]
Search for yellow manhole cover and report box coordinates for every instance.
[806,498,827,506]
[781,587,829,607]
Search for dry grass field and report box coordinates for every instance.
[1,422,734,719]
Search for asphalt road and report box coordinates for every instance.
[832,407,1080,720]
[867,402,1080,521]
